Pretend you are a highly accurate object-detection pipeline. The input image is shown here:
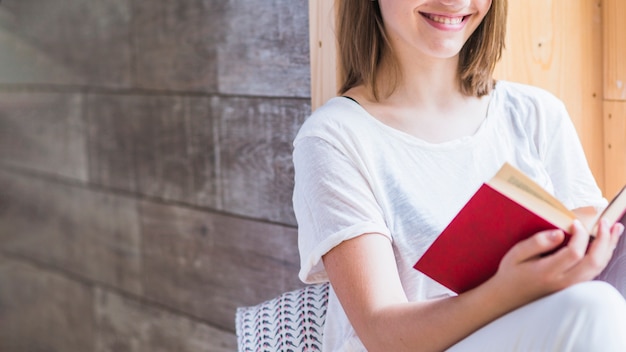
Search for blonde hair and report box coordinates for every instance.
[337,0,508,99]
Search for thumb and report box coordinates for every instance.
[504,229,565,264]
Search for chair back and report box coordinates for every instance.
[236,283,330,351]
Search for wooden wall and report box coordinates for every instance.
[310,0,626,197]
[603,0,626,198]
[0,0,309,351]
[493,0,605,191]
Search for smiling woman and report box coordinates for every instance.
[310,0,610,191]
[299,0,626,351]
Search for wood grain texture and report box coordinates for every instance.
[603,101,626,199]
[0,0,132,87]
[95,287,237,352]
[603,0,626,101]
[0,169,143,295]
[0,92,87,181]
[139,200,303,332]
[493,0,605,189]
[86,94,221,208]
[88,94,308,224]
[86,93,143,193]
[216,96,309,225]
[309,0,338,111]
[130,0,226,92]
[0,256,95,352]
[186,96,222,209]
[217,0,310,97]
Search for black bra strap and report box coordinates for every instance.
[342,96,360,105]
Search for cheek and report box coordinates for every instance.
[378,2,415,38]
[480,0,494,16]
[472,0,494,29]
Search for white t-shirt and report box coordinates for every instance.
[292,81,607,351]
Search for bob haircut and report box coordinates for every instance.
[337,0,508,100]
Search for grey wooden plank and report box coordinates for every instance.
[130,95,193,201]
[130,0,226,93]
[95,288,237,352]
[216,96,309,225]
[86,94,220,208]
[139,200,303,332]
[186,96,221,209]
[85,93,145,193]
[0,256,95,352]
[0,28,84,85]
[0,0,132,87]
[0,169,143,295]
[0,92,87,181]
[217,0,311,97]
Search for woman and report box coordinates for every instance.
[293,0,626,351]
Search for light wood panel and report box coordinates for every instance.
[603,0,626,101]
[603,102,626,199]
[493,0,604,190]
[309,0,338,110]
[602,0,626,194]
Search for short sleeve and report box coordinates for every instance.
[292,136,391,284]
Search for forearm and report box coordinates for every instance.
[324,228,609,352]
[324,235,530,352]
[360,279,520,352]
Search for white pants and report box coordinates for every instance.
[448,233,626,352]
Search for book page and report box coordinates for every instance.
[590,185,626,235]
[494,163,573,214]
[488,163,576,229]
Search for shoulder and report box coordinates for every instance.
[294,96,371,146]
[494,80,566,111]
[492,80,572,134]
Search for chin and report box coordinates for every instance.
[425,44,465,59]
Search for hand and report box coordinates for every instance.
[488,219,624,307]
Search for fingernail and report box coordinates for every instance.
[548,230,561,241]
[617,223,625,236]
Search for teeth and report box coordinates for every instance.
[428,14,463,25]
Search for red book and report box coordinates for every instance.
[414,163,626,294]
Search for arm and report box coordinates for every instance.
[324,220,623,352]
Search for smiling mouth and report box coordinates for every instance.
[421,13,468,25]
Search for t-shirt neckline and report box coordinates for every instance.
[339,88,499,150]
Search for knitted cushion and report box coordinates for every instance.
[236,283,329,351]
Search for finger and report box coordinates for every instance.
[609,221,625,252]
[566,219,590,254]
[587,220,624,265]
[587,218,612,255]
[504,229,565,265]
[564,219,620,282]
[544,220,589,272]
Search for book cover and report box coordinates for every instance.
[414,163,626,294]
